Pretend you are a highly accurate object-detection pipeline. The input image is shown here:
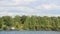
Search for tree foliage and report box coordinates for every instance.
[0,15,60,31]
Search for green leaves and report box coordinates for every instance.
[0,15,60,31]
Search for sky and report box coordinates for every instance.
[0,0,60,17]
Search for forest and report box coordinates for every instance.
[0,15,60,31]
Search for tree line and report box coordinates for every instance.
[0,15,60,31]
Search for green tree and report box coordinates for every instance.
[1,16,12,30]
[13,15,21,30]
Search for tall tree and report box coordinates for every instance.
[13,15,21,30]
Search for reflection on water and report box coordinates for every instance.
[0,31,60,34]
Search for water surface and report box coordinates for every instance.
[0,31,60,34]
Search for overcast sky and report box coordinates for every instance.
[0,0,60,17]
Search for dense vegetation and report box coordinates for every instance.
[0,15,60,31]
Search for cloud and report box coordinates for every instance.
[0,11,34,17]
[0,6,35,13]
[0,0,60,17]
[0,11,20,17]
[0,11,14,16]
[23,0,36,2]
[0,0,18,5]
[35,4,60,10]
[18,7,35,12]
[15,0,37,5]
[35,13,60,17]
[15,0,36,2]
[0,6,36,17]
[0,0,37,5]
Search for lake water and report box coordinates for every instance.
[0,31,60,34]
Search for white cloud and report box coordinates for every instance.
[0,6,60,17]
[46,14,60,17]
[18,7,35,12]
[15,0,36,2]
[0,11,34,17]
[0,11,8,16]
[35,13,60,17]
[0,6,37,17]
[35,4,60,10]
[15,0,37,5]
[23,0,36,2]
[0,6,35,12]
[0,11,20,16]
[0,1,18,5]
[0,6,36,17]
[0,0,37,5]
